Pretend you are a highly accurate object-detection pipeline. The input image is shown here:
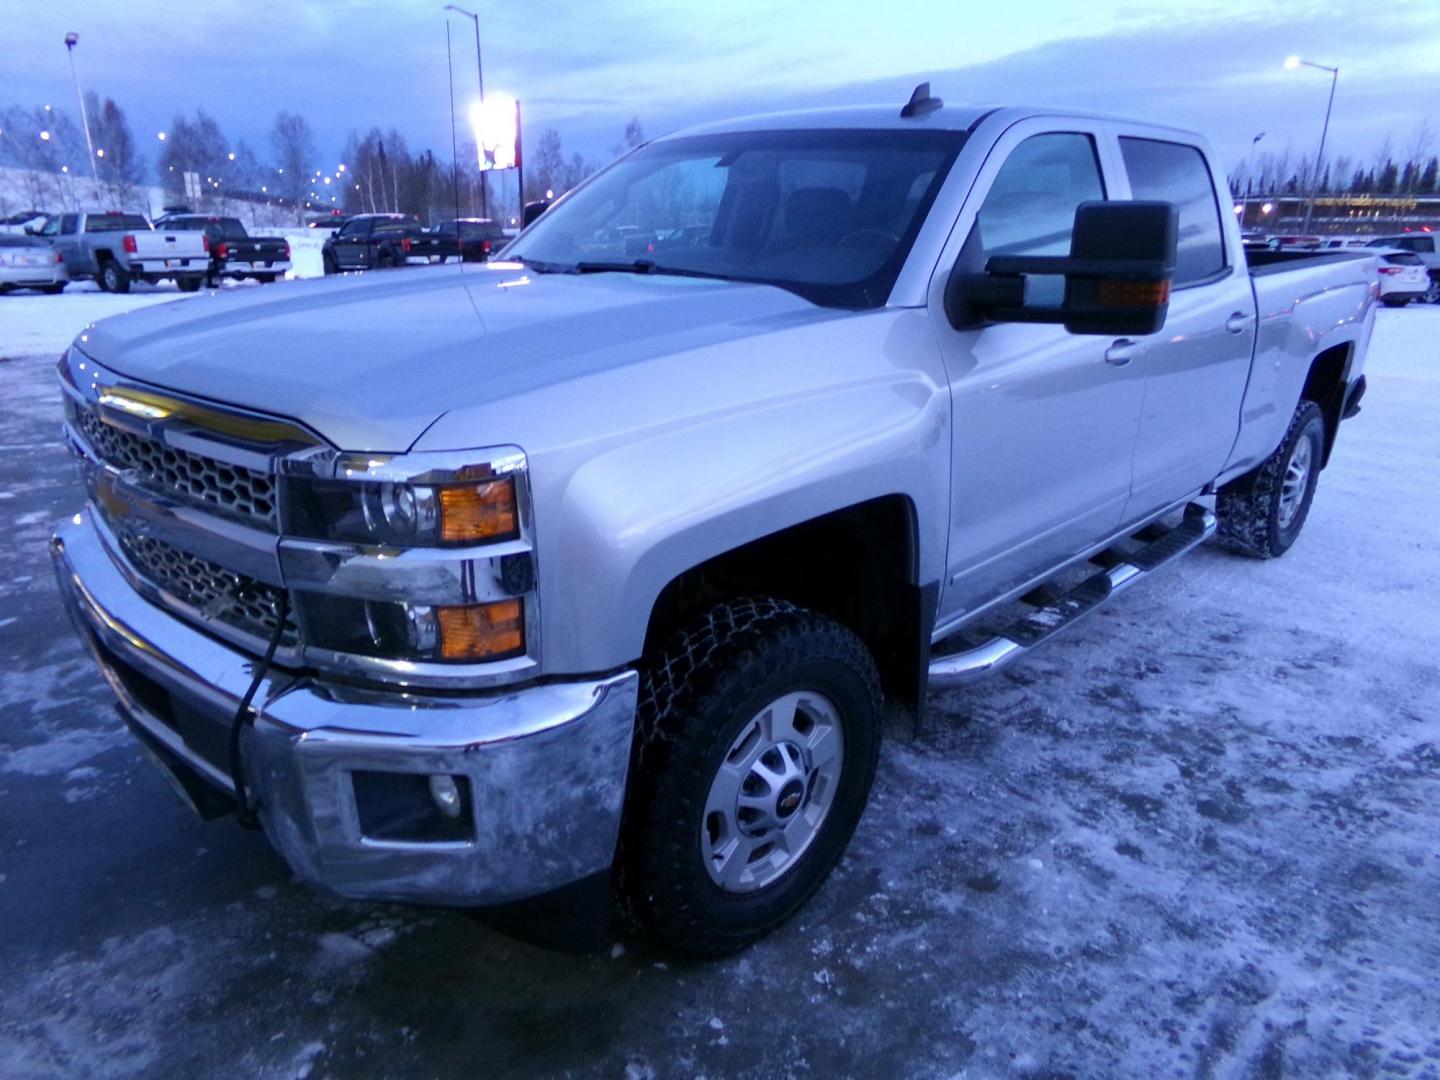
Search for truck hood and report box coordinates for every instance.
[77,262,838,450]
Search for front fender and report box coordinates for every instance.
[413,306,952,675]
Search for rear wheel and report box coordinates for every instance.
[1217,400,1326,559]
[618,597,882,956]
[100,259,130,294]
[175,276,203,293]
[377,250,396,269]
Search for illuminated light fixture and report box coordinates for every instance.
[1261,202,1274,214]
[437,599,524,661]
[438,479,518,543]
[157,131,166,141]
[469,93,518,171]
[227,152,235,160]
[39,130,51,141]
[95,148,104,157]
[1284,55,1301,69]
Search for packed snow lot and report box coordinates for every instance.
[0,291,1437,1078]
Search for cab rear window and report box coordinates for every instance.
[85,214,150,232]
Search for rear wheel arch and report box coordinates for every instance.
[640,495,931,723]
[1299,342,1353,466]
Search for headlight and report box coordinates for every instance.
[286,476,519,547]
[296,595,527,663]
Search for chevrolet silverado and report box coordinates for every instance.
[52,90,1375,955]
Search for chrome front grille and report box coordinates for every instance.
[74,407,279,531]
[116,531,299,646]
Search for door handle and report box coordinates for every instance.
[1104,339,1138,366]
[1225,311,1254,334]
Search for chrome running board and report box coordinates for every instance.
[929,504,1216,687]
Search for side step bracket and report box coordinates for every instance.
[928,505,1215,687]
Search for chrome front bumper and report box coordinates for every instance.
[51,508,638,907]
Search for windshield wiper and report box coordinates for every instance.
[510,255,574,274]
[573,259,734,282]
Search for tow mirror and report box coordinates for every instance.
[946,200,1178,336]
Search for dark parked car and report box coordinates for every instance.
[432,217,508,262]
[321,213,449,273]
[152,214,292,285]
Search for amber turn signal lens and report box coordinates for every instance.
[437,600,524,661]
[438,479,517,543]
[1097,279,1171,307]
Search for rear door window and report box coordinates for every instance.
[1119,137,1226,285]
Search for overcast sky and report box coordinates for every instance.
[4,0,1438,177]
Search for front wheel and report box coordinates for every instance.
[618,597,882,956]
[322,251,339,276]
[1217,400,1326,559]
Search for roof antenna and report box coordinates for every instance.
[900,82,943,119]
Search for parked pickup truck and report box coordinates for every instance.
[320,213,449,273]
[52,93,1375,955]
[151,214,292,285]
[37,211,210,292]
[431,217,509,262]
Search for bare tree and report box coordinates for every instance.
[270,111,316,220]
[159,110,228,207]
[87,92,143,209]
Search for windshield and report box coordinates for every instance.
[504,128,965,308]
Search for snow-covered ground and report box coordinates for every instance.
[0,301,1437,1078]
[0,233,325,360]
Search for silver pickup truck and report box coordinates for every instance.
[37,211,210,293]
[51,93,1375,954]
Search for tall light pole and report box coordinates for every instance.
[444,4,488,218]
[1242,131,1266,228]
[64,32,102,197]
[1286,56,1339,235]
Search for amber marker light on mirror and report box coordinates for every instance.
[438,478,518,543]
[437,599,524,660]
[1097,279,1171,307]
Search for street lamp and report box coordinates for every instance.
[1285,56,1339,234]
[63,32,102,194]
[444,4,488,217]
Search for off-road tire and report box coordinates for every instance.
[618,597,882,956]
[100,259,130,294]
[1217,400,1326,559]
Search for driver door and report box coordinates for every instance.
[927,121,1147,627]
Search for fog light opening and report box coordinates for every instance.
[429,773,463,819]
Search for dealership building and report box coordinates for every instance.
[1236,194,1440,237]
